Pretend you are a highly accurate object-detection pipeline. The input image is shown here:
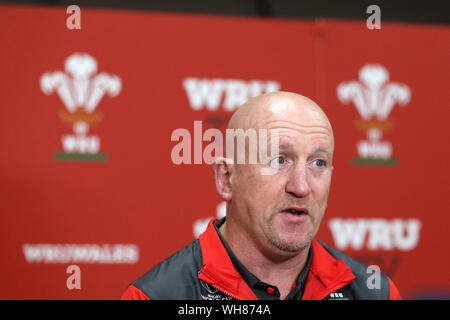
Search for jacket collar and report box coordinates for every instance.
[198,219,355,300]
[198,219,257,300]
[302,239,356,300]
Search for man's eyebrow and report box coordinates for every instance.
[277,144,331,153]
[278,143,291,149]
[277,142,295,151]
[268,142,333,157]
[312,146,332,154]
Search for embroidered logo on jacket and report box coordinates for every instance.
[327,292,349,300]
[199,279,233,300]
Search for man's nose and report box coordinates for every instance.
[285,163,311,198]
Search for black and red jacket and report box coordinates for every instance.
[121,218,401,300]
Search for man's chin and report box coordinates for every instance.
[265,215,315,255]
[268,233,313,254]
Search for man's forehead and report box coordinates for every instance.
[266,95,323,120]
[266,100,332,132]
[230,92,331,130]
[265,117,334,148]
[228,91,335,151]
[277,134,334,155]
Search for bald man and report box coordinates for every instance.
[121,92,402,300]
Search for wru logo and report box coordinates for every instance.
[337,64,410,166]
[40,53,121,161]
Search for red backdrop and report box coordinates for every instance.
[0,4,449,299]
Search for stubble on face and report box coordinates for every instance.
[265,209,315,253]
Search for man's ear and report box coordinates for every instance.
[213,157,234,202]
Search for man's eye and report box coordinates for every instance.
[270,156,286,165]
[276,156,285,164]
[314,159,326,167]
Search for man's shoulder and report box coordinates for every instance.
[132,239,203,299]
[316,239,372,277]
[315,239,392,299]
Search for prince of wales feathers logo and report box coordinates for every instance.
[40,53,122,161]
[337,64,410,166]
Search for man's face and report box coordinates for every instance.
[229,102,334,256]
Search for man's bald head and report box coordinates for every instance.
[226,91,334,161]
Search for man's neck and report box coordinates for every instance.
[219,220,310,299]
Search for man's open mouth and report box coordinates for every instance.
[281,207,309,216]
